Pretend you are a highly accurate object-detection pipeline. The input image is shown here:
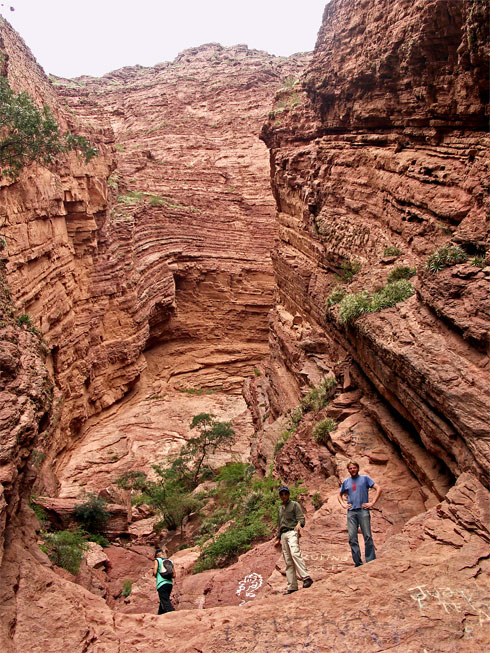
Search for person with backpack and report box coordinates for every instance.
[153,547,175,614]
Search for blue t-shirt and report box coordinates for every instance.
[340,475,375,510]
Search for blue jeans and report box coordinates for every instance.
[347,509,376,566]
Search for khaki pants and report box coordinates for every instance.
[280,530,309,590]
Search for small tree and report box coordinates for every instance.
[188,413,236,484]
[115,470,147,521]
[0,76,97,179]
[42,529,88,575]
[74,493,110,534]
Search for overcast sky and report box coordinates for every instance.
[2,1,328,78]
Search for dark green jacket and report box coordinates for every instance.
[277,499,305,536]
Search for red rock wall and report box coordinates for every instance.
[0,265,53,567]
[259,0,489,486]
[51,44,307,394]
[0,2,490,651]
[0,20,308,489]
[0,21,120,491]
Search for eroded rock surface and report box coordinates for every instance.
[1,474,488,652]
[1,20,308,492]
[259,0,490,485]
[0,1,489,651]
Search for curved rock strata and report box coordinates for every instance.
[0,1,489,651]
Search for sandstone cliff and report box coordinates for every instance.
[259,0,489,486]
[1,16,308,495]
[0,1,489,651]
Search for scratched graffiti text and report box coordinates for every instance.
[408,585,490,627]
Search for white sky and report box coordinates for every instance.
[2,1,328,78]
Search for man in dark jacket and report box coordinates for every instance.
[275,486,313,594]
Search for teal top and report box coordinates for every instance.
[156,557,173,589]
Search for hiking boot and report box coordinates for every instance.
[303,577,313,588]
[283,588,298,595]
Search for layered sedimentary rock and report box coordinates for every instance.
[1,17,307,492]
[49,45,307,494]
[1,1,490,651]
[259,0,489,487]
[0,266,53,568]
[0,20,115,493]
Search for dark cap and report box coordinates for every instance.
[278,486,290,494]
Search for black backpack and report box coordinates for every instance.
[158,557,173,579]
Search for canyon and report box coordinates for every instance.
[0,0,489,652]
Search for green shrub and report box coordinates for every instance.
[0,77,97,179]
[87,533,110,547]
[122,579,132,597]
[31,449,46,469]
[216,462,254,486]
[471,255,485,268]
[253,368,261,377]
[283,76,299,89]
[30,499,48,525]
[338,291,371,323]
[194,520,268,572]
[338,280,414,324]
[194,475,305,573]
[17,313,32,327]
[199,508,230,538]
[149,486,202,533]
[148,195,165,206]
[274,428,292,455]
[369,279,415,312]
[387,266,416,283]
[0,237,6,250]
[178,386,222,395]
[42,529,88,575]
[116,190,144,205]
[313,418,337,444]
[311,493,323,511]
[336,260,361,282]
[426,245,467,272]
[74,494,110,534]
[383,246,402,257]
[301,377,337,414]
[290,406,303,427]
[326,285,346,307]
[114,144,125,152]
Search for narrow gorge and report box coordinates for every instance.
[0,1,489,651]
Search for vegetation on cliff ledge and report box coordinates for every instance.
[113,413,306,573]
[0,76,97,179]
[193,464,305,573]
[337,279,415,324]
[426,245,468,272]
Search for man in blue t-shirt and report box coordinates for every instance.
[339,461,382,567]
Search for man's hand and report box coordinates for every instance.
[274,537,281,547]
[294,523,302,535]
[338,494,350,509]
[362,502,373,509]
